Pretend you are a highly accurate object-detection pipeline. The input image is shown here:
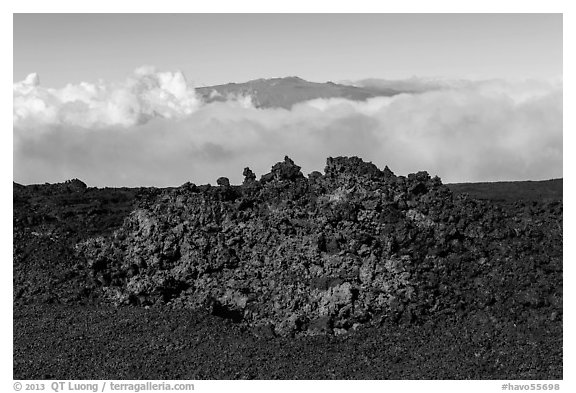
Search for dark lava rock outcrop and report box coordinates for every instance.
[71,157,562,337]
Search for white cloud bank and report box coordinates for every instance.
[14,66,201,128]
[13,68,562,187]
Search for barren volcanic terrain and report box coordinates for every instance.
[13,157,562,379]
[195,76,399,109]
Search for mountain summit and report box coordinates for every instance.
[196,76,399,109]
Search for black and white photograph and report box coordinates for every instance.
[9,7,567,388]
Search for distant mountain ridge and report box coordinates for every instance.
[196,76,400,109]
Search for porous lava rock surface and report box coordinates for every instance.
[74,156,563,337]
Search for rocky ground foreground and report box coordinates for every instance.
[13,157,562,379]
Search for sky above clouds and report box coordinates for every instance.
[13,14,563,187]
[14,14,562,87]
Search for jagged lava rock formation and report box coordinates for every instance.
[76,156,562,337]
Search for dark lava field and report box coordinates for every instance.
[13,157,563,380]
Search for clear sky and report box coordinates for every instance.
[14,13,562,87]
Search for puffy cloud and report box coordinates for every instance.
[13,70,562,187]
[13,66,201,128]
[350,76,563,100]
